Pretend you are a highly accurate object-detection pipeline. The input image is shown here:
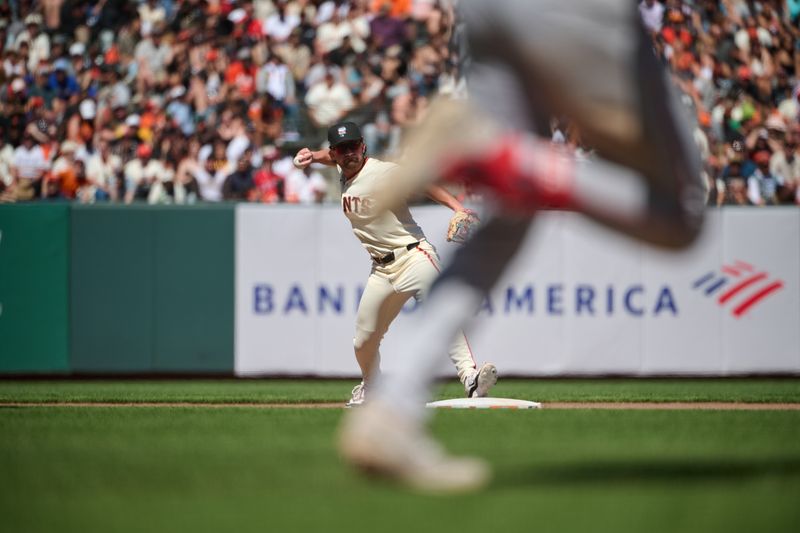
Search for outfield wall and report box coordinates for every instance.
[236,206,800,377]
[1,204,798,375]
[70,205,234,373]
[0,204,234,374]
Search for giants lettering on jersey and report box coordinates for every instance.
[342,195,374,216]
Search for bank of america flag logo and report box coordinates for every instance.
[692,260,784,318]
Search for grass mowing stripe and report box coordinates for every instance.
[1,379,799,403]
[2,401,800,411]
[1,407,798,533]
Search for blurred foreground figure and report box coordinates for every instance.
[339,0,706,493]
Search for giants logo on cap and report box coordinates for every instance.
[337,126,347,137]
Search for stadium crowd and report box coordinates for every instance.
[0,0,798,206]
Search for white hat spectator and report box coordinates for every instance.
[125,114,141,127]
[24,14,42,26]
[11,78,26,93]
[262,145,280,160]
[168,85,186,100]
[765,115,787,133]
[110,83,132,109]
[79,100,97,120]
[69,43,86,57]
[53,58,71,72]
[60,140,79,154]
[228,8,247,24]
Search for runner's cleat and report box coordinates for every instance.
[338,400,491,493]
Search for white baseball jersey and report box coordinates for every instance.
[340,157,426,258]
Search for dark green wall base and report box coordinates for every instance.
[70,205,235,373]
[0,204,70,373]
[0,204,235,374]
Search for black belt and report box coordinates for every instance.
[374,242,420,265]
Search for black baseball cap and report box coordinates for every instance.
[327,121,362,147]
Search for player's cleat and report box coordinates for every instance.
[464,363,498,398]
[338,400,491,493]
[345,382,366,408]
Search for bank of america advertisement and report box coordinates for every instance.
[235,206,799,377]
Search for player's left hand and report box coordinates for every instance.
[446,209,480,244]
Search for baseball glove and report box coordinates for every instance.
[446,209,480,244]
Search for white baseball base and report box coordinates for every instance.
[426,397,541,409]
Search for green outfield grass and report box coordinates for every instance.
[2,378,800,403]
[1,379,799,533]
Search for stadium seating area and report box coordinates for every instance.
[0,0,798,205]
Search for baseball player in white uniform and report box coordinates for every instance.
[293,121,497,407]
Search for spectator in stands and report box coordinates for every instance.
[639,0,665,34]
[274,30,312,90]
[264,0,301,43]
[0,15,9,57]
[305,69,354,131]
[369,2,407,51]
[225,47,258,100]
[26,60,51,104]
[15,14,50,72]
[748,150,783,205]
[222,149,257,201]
[41,171,65,200]
[284,163,328,204]
[52,140,81,199]
[723,178,752,206]
[138,0,167,37]
[219,110,251,164]
[124,143,165,204]
[134,25,171,93]
[391,80,428,128]
[184,149,225,203]
[0,121,14,195]
[85,139,120,202]
[771,136,800,203]
[258,53,294,107]
[166,85,194,136]
[175,157,202,205]
[10,133,47,201]
[252,145,285,203]
[47,59,79,101]
[315,15,342,57]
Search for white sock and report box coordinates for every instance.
[373,280,484,424]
